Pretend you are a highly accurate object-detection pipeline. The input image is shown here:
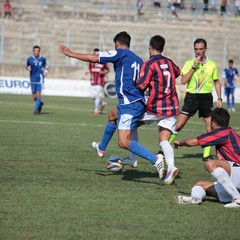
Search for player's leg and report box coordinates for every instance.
[205,160,240,204]
[169,93,198,144]
[92,108,118,157]
[118,102,164,179]
[230,88,235,111]
[225,88,231,111]
[158,120,179,185]
[199,93,213,160]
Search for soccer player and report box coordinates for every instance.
[86,48,110,115]
[137,35,181,185]
[92,35,181,185]
[169,38,222,161]
[222,59,239,112]
[58,31,165,180]
[174,107,240,208]
[26,46,48,114]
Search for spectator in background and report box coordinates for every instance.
[85,48,110,115]
[3,0,13,19]
[137,0,144,15]
[220,0,228,16]
[222,59,239,112]
[203,0,209,12]
[154,0,161,8]
[168,0,179,18]
[191,0,198,11]
[210,0,218,12]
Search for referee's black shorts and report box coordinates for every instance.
[180,92,213,118]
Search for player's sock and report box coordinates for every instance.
[98,122,117,151]
[129,140,156,164]
[203,146,211,158]
[169,134,177,144]
[232,96,235,109]
[211,167,240,199]
[160,140,174,170]
[191,186,206,200]
[34,98,41,113]
[128,128,138,160]
[227,96,230,110]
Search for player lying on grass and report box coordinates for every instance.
[92,35,181,185]
[59,31,165,181]
[174,107,240,208]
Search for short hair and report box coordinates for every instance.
[33,45,41,51]
[94,48,100,52]
[228,59,234,64]
[149,35,165,52]
[211,108,230,128]
[113,31,131,48]
[194,38,207,48]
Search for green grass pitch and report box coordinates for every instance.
[0,94,240,240]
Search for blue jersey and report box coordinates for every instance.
[222,67,238,88]
[26,56,48,84]
[99,49,145,105]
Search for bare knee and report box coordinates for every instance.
[108,108,118,123]
[118,140,129,149]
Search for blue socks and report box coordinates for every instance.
[129,140,156,164]
[99,122,117,151]
[34,98,41,113]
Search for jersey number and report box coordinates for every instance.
[163,70,171,93]
[131,62,140,81]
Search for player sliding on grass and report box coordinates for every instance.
[92,35,181,185]
[58,31,165,180]
[174,107,240,208]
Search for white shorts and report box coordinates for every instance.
[214,161,240,203]
[91,85,103,99]
[139,112,177,133]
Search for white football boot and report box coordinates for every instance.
[224,198,240,208]
[92,142,105,158]
[154,154,165,180]
[175,196,202,205]
[162,167,179,185]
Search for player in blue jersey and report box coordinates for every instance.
[58,31,164,180]
[174,107,240,208]
[222,59,239,112]
[26,46,48,114]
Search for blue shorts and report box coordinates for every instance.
[225,87,235,96]
[117,101,145,130]
[31,83,43,94]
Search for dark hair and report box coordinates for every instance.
[211,108,230,128]
[33,45,41,51]
[94,48,100,52]
[194,38,207,48]
[149,35,165,52]
[228,59,234,64]
[113,31,131,47]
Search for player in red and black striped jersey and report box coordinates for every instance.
[137,35,181,185]
[86,48,110,114]
[174,108,240,208]
[138,48,180,117]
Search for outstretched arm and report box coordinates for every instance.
[174,137,199,149]
[58,45,98,63]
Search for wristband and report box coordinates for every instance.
[218,98,222,101]
[191,66,196,70]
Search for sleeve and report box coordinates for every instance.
[26,58,30,67]
[99,49,121,64]
[180,60,193,76]
[44,58,48,69]
[137,61,152,88]
[212,62,219,81]
[173,62,181,78]
[196,129,228,148]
